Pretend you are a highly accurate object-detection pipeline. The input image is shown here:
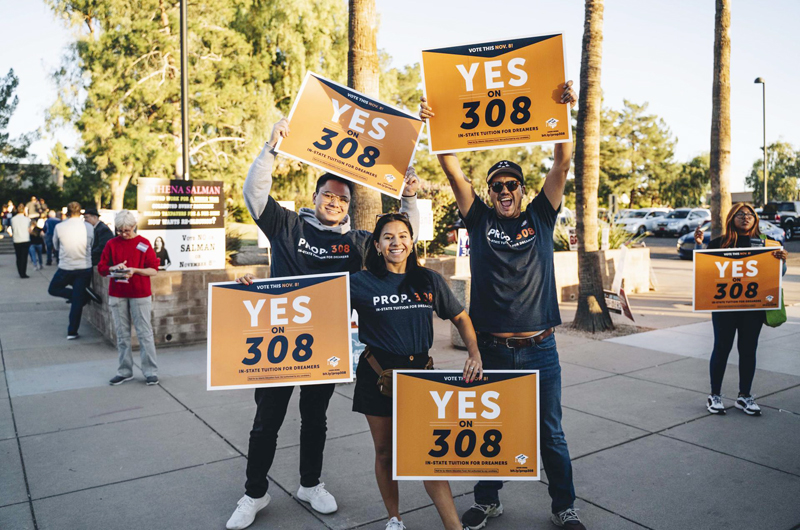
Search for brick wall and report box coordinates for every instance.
[85,265,270,348]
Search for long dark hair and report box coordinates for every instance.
[365,213,432,295]
[721,203,760,249]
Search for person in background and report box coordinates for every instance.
[49,201,100,339]
[153,236,171,270]
[43,210,61,265]
[11,203,32,278]
[2,202,13,236]
[25,196,39,219]
[37,197,48,217]
[695,203,789,416]
[98,210,160,386]
[28,219,45,271]
[83,208,114,266]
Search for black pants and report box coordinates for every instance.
[245,383,336,499]
[710,311,763,396]
[14,242,30,277]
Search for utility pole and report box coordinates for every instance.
[180,0,190,181]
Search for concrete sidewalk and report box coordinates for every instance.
[2,253,800,530]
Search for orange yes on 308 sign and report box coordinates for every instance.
[393,371,539,481]
[693,247,783,312]
[276,72,424,199]
[422,33,571,153]
[207,273,353,390]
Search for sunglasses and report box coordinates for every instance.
[489,181,521,193]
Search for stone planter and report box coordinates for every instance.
[85,264,270,348]
[447,247,651,346]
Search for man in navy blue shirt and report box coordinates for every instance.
[421,81,586,530]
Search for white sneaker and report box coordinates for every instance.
[386,517,406,530]
[225,494,270,530]
[297,482,338,514]
[707,394,726,414]
[735,395,762,416]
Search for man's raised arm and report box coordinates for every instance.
[541,81,578,210]
[243,119,289,221]
[419,97,476,217]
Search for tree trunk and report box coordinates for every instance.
[710,0,732,240]
[110,174,133,210]
[572,0,613,332]
[347,0,382,232]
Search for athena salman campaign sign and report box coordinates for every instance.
[137,177,226,271]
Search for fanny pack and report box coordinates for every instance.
[363,346,433,397]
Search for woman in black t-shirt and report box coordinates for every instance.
[153,237,171,270]
[351,213,482,530]
[695,203,788,416]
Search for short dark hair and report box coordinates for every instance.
[315,173,355,196]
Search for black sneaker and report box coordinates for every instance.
[462,503,503,530]
[110,375,133,385]
[86,286,101,304]
[551,507,586,528]
[146,376,159,386]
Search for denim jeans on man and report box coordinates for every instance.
[108,296,158,378]
[45,235,55,265]
[473,332,575,514]
[47,267,92,335]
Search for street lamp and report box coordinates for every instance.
[754,77,767,206]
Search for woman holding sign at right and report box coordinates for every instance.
[350,212,483,530]
[695,203,788,416]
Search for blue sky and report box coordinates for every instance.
[2,0,798,193]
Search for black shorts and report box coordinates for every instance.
[352,347,430,417]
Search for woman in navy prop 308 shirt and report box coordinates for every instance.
[350,212,482,530]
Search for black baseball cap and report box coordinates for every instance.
[486,160,524,184]
[83,208,100,217]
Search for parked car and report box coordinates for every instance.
[677,220,786,260]
[654,208,710,237]
[615,208,671,235]
[759,201,800,241]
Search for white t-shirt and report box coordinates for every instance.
[10,214,31,243]
[53,217,94,270]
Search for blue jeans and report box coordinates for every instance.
[28,243,44,268]
[473,332,576,514]
[45,236,55,264]
[48,268,92,335]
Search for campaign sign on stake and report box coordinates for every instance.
[207,272,353,390]
[276,72,424,199]
[393,370,539,481]
[422,33,571,153]
[694,247,783,312]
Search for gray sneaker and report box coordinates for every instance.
[551,507,586,528]
[145,376,159,386]
[462,503,503,529]
[109,375,133,386]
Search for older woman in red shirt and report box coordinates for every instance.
[98,210,161,386]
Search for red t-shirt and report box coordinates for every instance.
[98,235,160,298]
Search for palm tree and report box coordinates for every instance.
[572,0,613,332]
[347,0,382,231]
[710,0,732,239]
